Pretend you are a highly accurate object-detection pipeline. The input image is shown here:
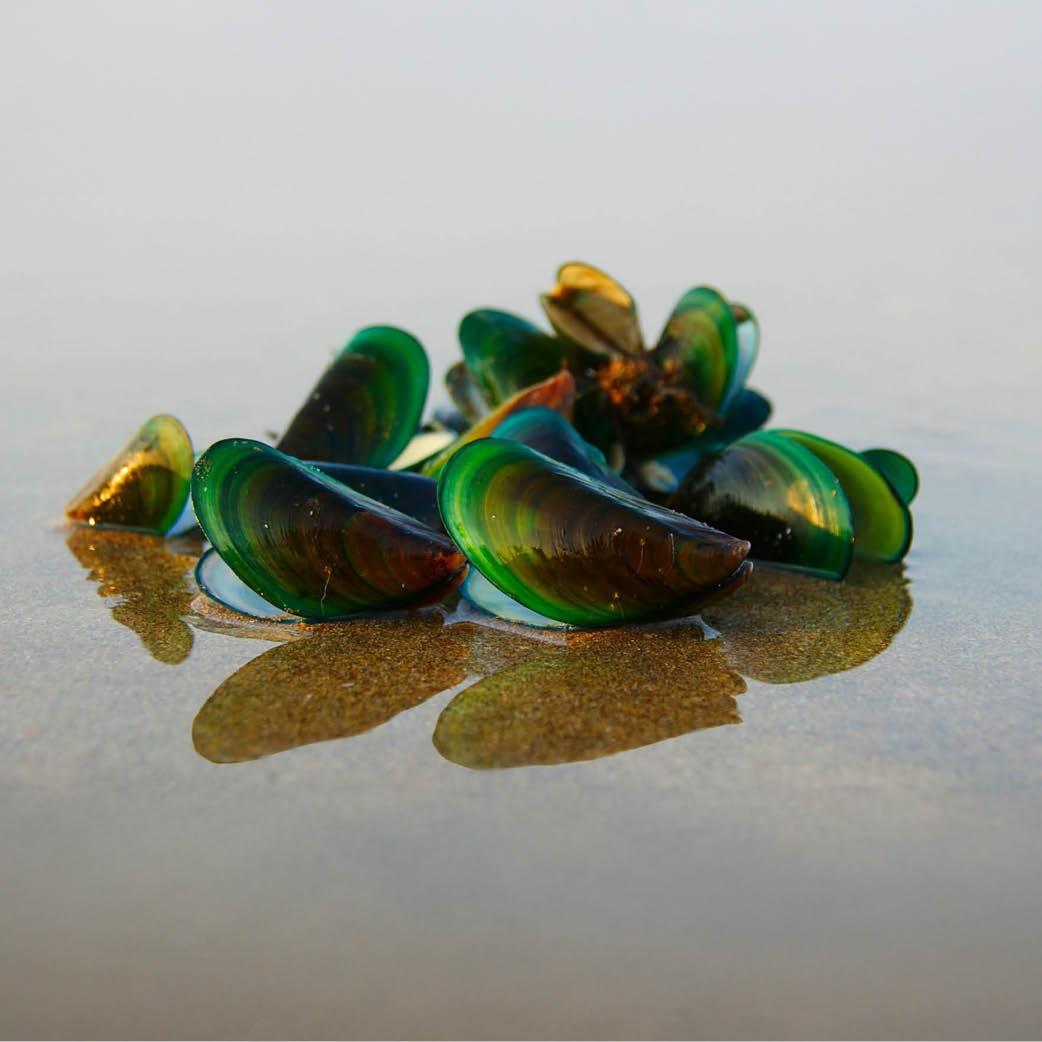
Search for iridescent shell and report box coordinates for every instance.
[65,414,194,535]
[192,439,466,620]
[459,309,572,405]
[774,430,912,563]
[636,388,772,496]
[490,407,633,493]
[276,326,429,466]
[669,430,855,580]
[539,261,644,357]
[652,287,739,413]
[438,438,751,626]
[445,360,490,425]
[421,370,576,479]
[861,448,919,505]
[669,428,915,578]
[307,462,443,532]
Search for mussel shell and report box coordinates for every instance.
[669,430,854,580]
[861,448,919,506]
[192,439,466,619]
[728,303,760,410]
[437,438,752,626]
[421,370,576,479]
[539,261,644,358]
[445,359,491,424]
[460,569,572,629]
[195,547,299,621]
[459,309,573,405]
[774,429,912,563]
[307,462,444,531]
[431,406,470,434]
[491,406,633,493]
[65,414,194,535]
[275,326,429,466]
[388,429,458,473]
[652,286,739,412]
[635,387,772,497]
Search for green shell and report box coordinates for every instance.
[636,388,772,497]
[459,309,571,406]
[775,430,912,563]
[421,370,576,480]
[192,439,465,619]
[460,569,572,629]
[437,438,751,626]
[65,414,194,535]
[445,360,491,424]
[861,448,919,506]
[276,326,429,466]
[669,430,854,579]
[653,286,739,412]
[728,303,760,410]
[491,407,633,493]
[308,462,444,532]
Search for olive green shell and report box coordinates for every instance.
[438,438,751,626]
[192,439,465,619]
[276,325,429,466]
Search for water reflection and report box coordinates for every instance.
[433,625,744,768]
[65,528,202,665]
[191,614,543,763]
[188,562,913,767]
[702,562,912,684]
[62,529,912,764]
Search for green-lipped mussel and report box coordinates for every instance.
[448,261,771,475]
[438,438,752,627]
[192,439,466,620]
[276,325,429,466]
[64,263,918,637]
[65,414,195,535]
[669,429,914,579]
[194,461,445,620]
[420,369,576,479]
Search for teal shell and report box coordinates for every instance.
[491,407,634,493]
[774,430,912,563]
[276,326,429,466]
[437,438,751,626]
[670,430,855,579]
[192,439,465,619]
[861,448,919,505]
[459,309,570,406]
[652,287,740,412]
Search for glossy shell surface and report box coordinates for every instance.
[670,430,854,579]
[539,261,644,357]
[438,438,751,626]
[192,439,466,619]
[775,429,912,563]
[65,414,194,535]
[276,326,429,466]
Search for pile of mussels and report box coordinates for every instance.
[64,262,918,630]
